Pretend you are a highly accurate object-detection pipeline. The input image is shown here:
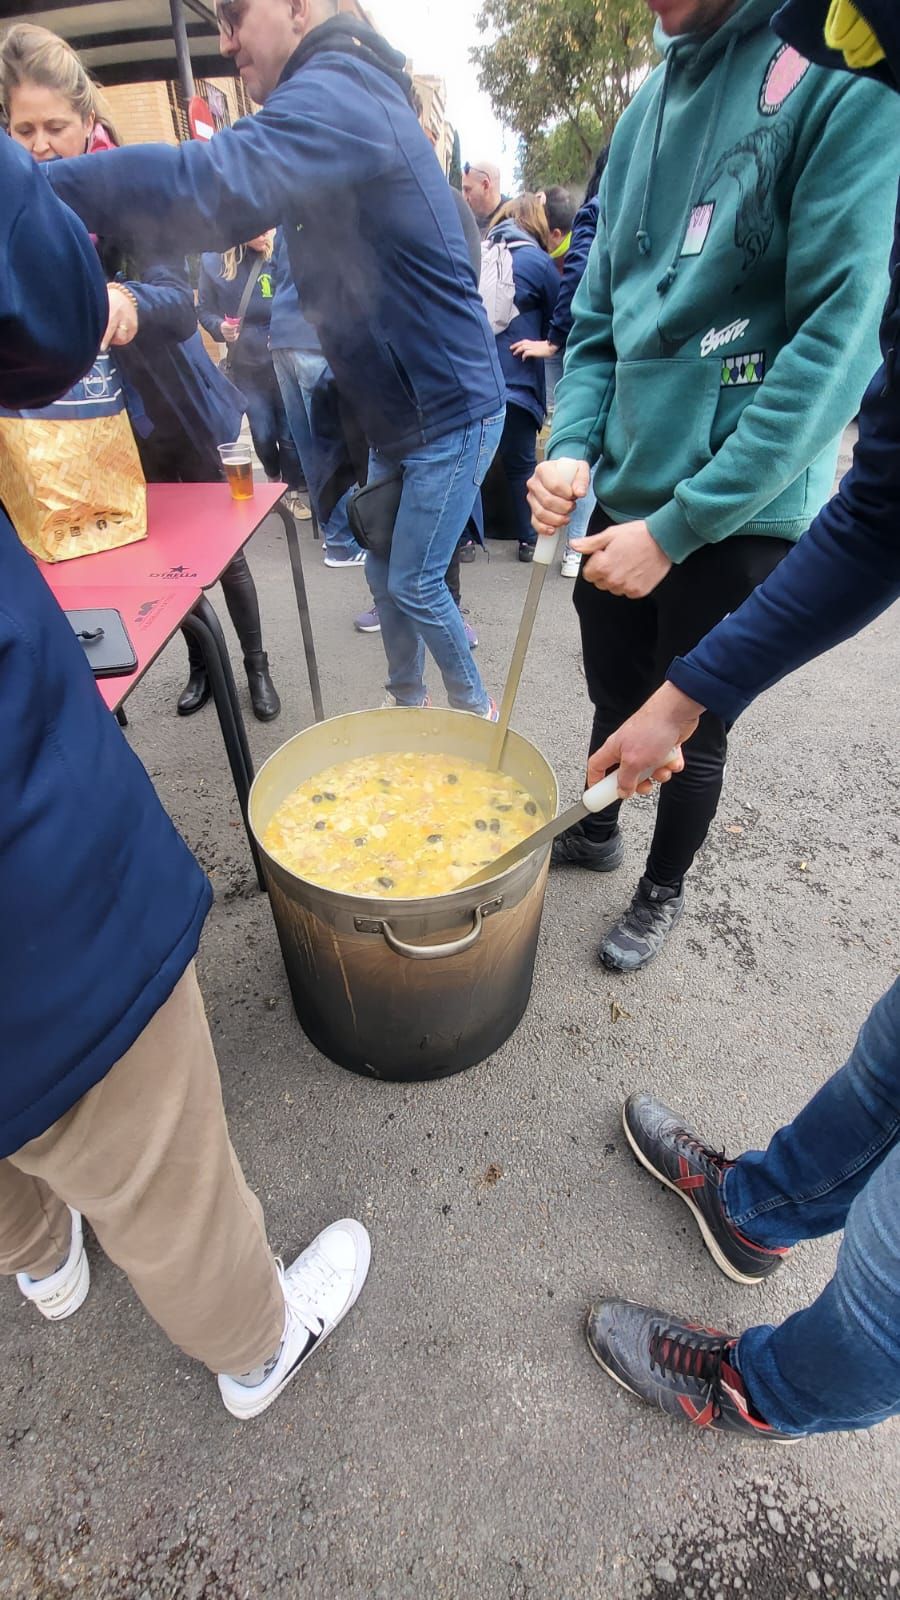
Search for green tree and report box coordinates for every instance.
[472,0,655,176]
[518,118,605,192]
[449,127,463,190]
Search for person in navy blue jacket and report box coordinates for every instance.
[512,153,607,577]
[485,195,560,561]
[564,0,900,1445]
[0,23,281,724]
[0,132,371,1418]
[198,231,302,494]
[47,4,507,717]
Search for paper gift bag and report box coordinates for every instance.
[0,352,147,562]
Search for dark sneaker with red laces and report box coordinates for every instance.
[586,1300,799,1441]
[600,876,684,971]
[550,820,625,872]
[623,1093,789,1285]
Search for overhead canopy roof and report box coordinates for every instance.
[0,1,227,85]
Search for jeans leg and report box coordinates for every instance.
[272,348,361,559]
[271,375,303,489]
[241,382,280,481]
[364,451,426,704]
[565,479,596,548]
[724,979,900,1247]
[735,1140,900,1433]
[382,413,504,712]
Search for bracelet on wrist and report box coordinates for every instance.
[111,283,140,315]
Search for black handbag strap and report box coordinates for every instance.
[230,252,265,344]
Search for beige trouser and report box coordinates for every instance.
[0,964,284,1375]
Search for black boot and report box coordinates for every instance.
[177,633,210,716]
[221,553,280,722]
[244,651,281,721]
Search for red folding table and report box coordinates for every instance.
[40,482,324,889]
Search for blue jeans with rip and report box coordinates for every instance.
[724,978,900,1434]
[365,412,504,711]
[271,347,360,559]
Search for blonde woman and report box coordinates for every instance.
[0,22,281,722]
[484,194,560,561]
[198,234,302,495]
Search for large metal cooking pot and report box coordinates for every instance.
[249,708,558,1082]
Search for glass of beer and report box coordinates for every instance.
[218,442,255,501]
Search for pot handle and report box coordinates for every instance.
[355,897,503,961]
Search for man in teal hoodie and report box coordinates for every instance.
[528,0,899,971]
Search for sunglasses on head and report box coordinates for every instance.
[463,163,490,181]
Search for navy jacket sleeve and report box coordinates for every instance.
[547,198,599,353]
[0,140,107,409]
[47,57,399,252]
[197,254,226,343]
[125,257,197,344]
[668,358,900,721]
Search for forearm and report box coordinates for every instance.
[669,439,900,720]
[127,259,197,342]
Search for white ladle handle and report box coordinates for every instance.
[581,750,681,813]
[533,458,581,567]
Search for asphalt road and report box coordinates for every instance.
[1,470,898,1598]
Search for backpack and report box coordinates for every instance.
[479,237,529,335]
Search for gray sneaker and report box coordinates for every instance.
[551,820,624,872]
[600,876,684,972]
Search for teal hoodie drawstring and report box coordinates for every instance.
[656,32,738,294]
[635,47,677,257]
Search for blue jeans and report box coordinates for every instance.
[365,412,504,711]
[271,347,360,558]
[545,352,565,411]
[725,979,900,1434]
[236,364,302,489]
[565,476,596,549]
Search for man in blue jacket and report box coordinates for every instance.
[48,1,507,718]
[0,135,369,1420]
[569,0,900,1443]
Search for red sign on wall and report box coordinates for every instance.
[188,95,215,141]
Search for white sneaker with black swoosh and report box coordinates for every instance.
[218,1219,371,1421]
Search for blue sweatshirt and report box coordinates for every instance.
[547,197,600,353]
[488,220,560,425]
[48,22,505,457]
[0,138,211,1153]
[669,0,900,720]
[268,229,322,354]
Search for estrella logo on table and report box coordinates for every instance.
[149,564,199,581]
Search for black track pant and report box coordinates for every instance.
[574,513,790,888]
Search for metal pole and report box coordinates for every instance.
[169,0,196,103]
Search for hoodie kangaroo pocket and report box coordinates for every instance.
[599,358,722,514]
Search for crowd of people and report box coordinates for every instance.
[0,0,898,1447]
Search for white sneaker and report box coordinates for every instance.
[561,547,581,578]
[284,490,312,521]
[218,1219,371,1421]
[324,549,367,568]
[16,1207,90,1322]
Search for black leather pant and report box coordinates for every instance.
[185,550,263,671]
